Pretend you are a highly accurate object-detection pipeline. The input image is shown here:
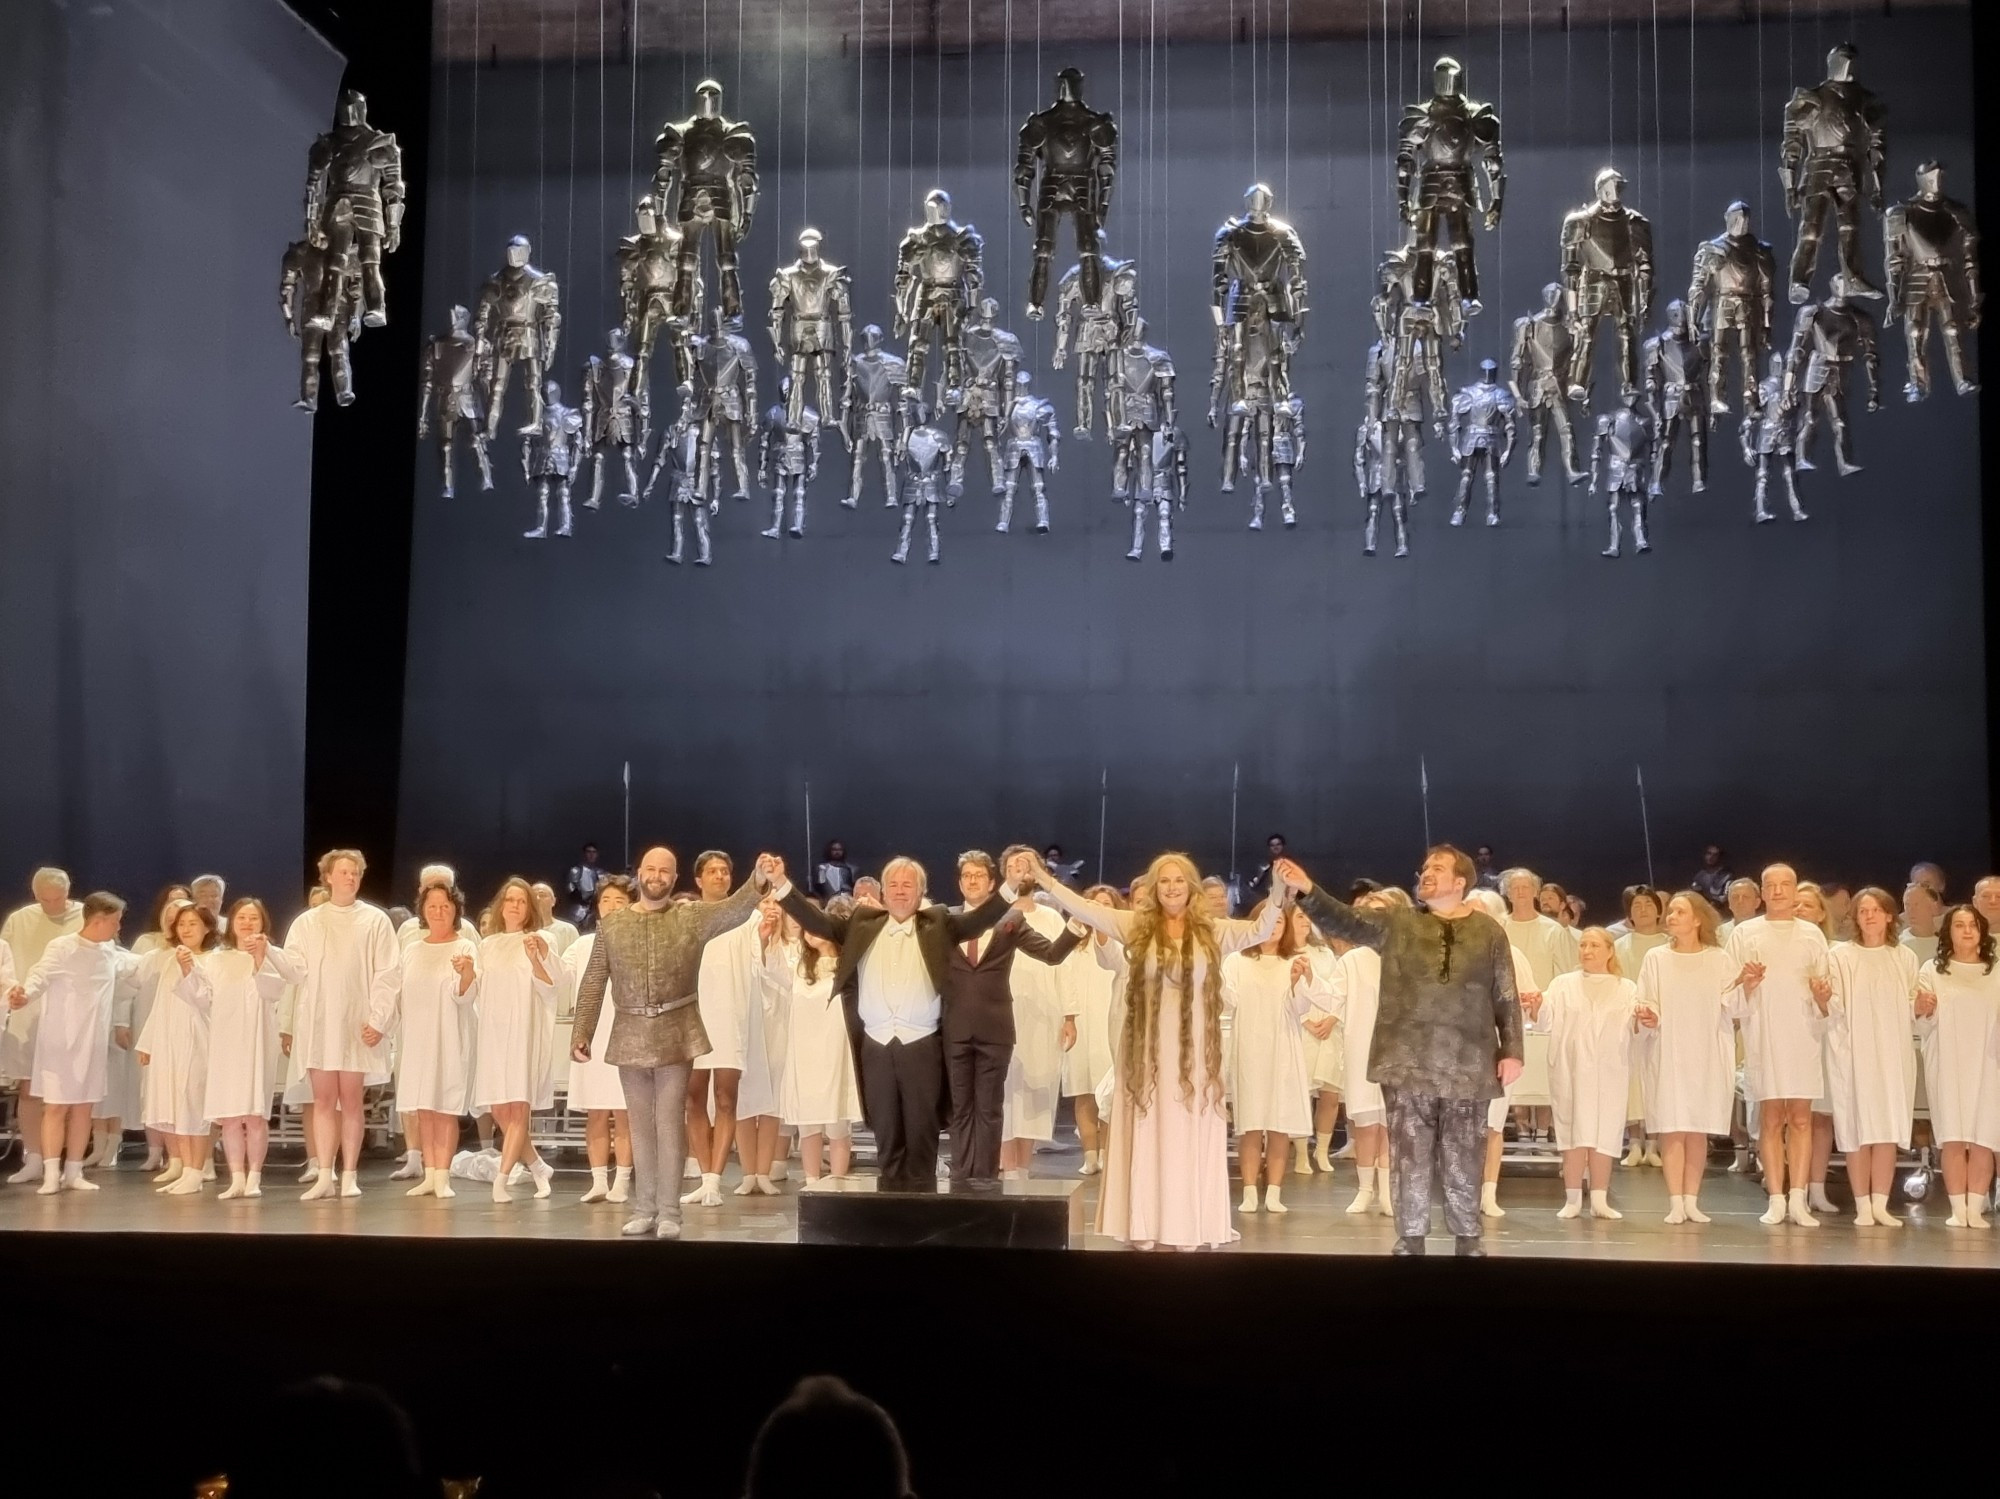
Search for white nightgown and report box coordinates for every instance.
[136,952,212,1135]
[562,934,625,1112]
[1325,946,1385,1124]
[1221,950,1313,1136]
[1916,957,2000,1150]
[283,901,400,1080]
[22,935,135,1105]
[760,943,863,1129]
[1300,945,1344,1093]
[472,932,565,1111]
[1635,944,1744,1136]
[695,914,777,1118]
[1824,941,1919,1151]
[1488,945,1541,1128]
[1,902,83,1082]
[1727,916,1830,1102]
[386,937,480,1115]
[1060,932,1118,1098]
[201,945,302,1119]
[1003,904,1078,1142]
[1539,971,1639,1154]
[1504,913,1579,989]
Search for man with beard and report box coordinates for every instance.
[571,845,775,1237]
[1273,846,1524,1257]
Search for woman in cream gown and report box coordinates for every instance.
[1824,888,1920,1227]
[1059,886,1125,1176]
[472,878,568,1203]
[1529,928,1640,1220]
[97,883,187,1171]
[1634,892,1744,1225]
[563,878,634,1205]
[1915,904,2000,1229]
[369,881,480,1200]
[1221,903,1315,1214]
[135,902,221,1196]
[758,904,863,1183]
[1031,854,1282,1251]
[1614,888,1670,1168]
[199,899,302,1198]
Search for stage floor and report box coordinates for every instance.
[5,1144,1995,1271]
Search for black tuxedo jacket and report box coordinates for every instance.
[943,909,1084,1046]
[778,885,1011,1075]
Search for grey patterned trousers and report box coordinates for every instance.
[620,1061,692,1226]
[1383,1087,1485,1241]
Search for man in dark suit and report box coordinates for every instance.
[772,854,1014,1188]
[943,850,1082,1188]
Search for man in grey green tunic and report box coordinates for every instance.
[573,845,774,1238]
[1275,847,1523,1257]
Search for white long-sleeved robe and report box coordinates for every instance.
[1727,916,1830,1102]
[759,942,863,1129]
[23,934,138,1106]
[561,934,624,1112]
[384,937,480,1115]
[1,902,84,1082]
[1003,903,1079,1142]
[1221,950,1313,1136]
[1916,956,2000,1150]
[1324,945,1385,1122]
[198,944,301,1120]
[694,913,777,1118]
[136,951,214,1135]
[1539,970,1639,1154]
[1299,945,1344,1093]
[1060,931,1118,1099]
[1824,940,1919,1151]
[282,901,400,1080]
[1635,944,1744,1136]
[472,932,565,1111]
[1504,912,1579,989]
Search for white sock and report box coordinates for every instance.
[298,1156,322,1183]
[165,1164,204,1194]
[1853,1195,1877,1225]
[1314,1131,1333,1166]
[607,1165,631,1203]
[301,1165,335,1200]
[339,1169,361,1198]
[220,1170,247,1199]
[1947,1193,1969,1227]
[734,1173,759,1195]
[1967,1193,1992,1228]
[11,1151,46,1185]
[1664,1194,1687,1224]
[1345,1175,1376,1213]
[1683,1194,1711,1224]
[389,1149,423,1180]
[37,1160,61,1195]
[768,1157,788,1182]
[153,1159,183,1186]
[1590,1188,1621,1219]
[1479,1180,1506,1218]
[1557,1187,1583,1219]
[582,1165,610,1202]
[1787,1187,1819,1227]
[431,1167,456,1199]
[754,1174,779,1195]
[684,1155,702,1179]
[1760,1193,1788,1225]
[1869,1192,1899,1227]
[1265,1184,1287,1213]
[1375,1166,1395,1215]
[405,1169,436,1198]
[244,1170,263,1198]
[1239,1183,1259,1212]
[1808,1182,1837,1213]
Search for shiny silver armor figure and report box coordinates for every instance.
[475,236,563,435]
[1783,293,1879,476]
[1395,56,1504,315]
[659,409,715,567]
[893,423,955,566]
[1642,299,1709,496]
[1510,282,1582,486]
[1449,360,1517,528]
[1885,162,1982,401]
[1687,202,1777,418]
[894,189,986,417]
[1211,291,1297,529]
[1375,242,1448,435]
[302,89,404,331]
[1741,352,1807,525]
[652,80,759,322]
[617,194,696,393]
[1213,184,1309,356]
[947,299,1025,497]
[580,326,647,510]
[1015,67,1118,320]
[758,384,820,539]
[280,237,359,413]
[1052,232,1139,439]
[416,303,492,497]
[521,380,584,540]
[768,228,852,431]
[1780,42,1886,303]
[1356,339,1425,559]
[1590,396,1654,559]
[996,371,1060,534]
[699,322,759,500]
[1560,167,1653,401]
[843,325,910,508]
[1108,316,1181,561]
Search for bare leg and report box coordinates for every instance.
[685,1070,713,1170]
[705,1068,741,1178]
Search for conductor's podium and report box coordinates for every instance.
[796,1175,1085,1250]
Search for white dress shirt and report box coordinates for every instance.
[857,917,939,1045]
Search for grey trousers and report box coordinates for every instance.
[619,1061,692,1225]
[1383,1086,1485,1241]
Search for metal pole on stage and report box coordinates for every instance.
[1227,761,1241,912]
[622,761,631,874]
[803,777,814,888]
[1419,756,1431,849]
[1096,766,1107,887]
[1636,765,1656,888]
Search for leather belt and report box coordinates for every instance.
[615,993,699,1019]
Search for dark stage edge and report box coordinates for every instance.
[7,1164,2000,1498]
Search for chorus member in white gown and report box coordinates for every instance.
[1900,882,1942,966]
[284,850,400,1200]
[565,877,635,1204]
[1825,888,1920,1227]
[135,902,221,1195]
[1635,893,1742,1224]
[368,881,480,1199]
[1916,904,2000,1229]
[396,865,482,950]
[688,851,769,1207]
[115,883,191,1172]
[1032,853,1283,1250]
[473,877,566,1203]
[1222,901,1314,1214]
[277,883,332,1181]
[1727,864,1833,1227]
[1294,908,1342,1176]
[1321,890,1404,1216]
[2,868,85,1186]
[1714,878,1762,945]
[730,897,790,1197]
[1501,870,1580,989]
[7,892,136,1194]
[760,900,863,1183]
[1790,883,1846,1215]
[1060,886,1125,1176]
[1463,887,1539,1220]
[198,899,301,1199]
[533,883,581,957]
[998,846,1079,1179]
[1614,888,1670,1168]
[1527,929,1639,1219]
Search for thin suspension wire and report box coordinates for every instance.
[857,0,865,271]
[1365,0,1375,265]
[775,0,785,242]
[934,0,941,183]
[1494,0,1503,362]
[471,0,481,268]
[1283,0,1290,209]
[1652,0,1663,240]
[1161,0,1170,351]
[802,0,812,228]
[442,0,453,286]
[1756,0,1767,228]
[567,1,579,325]
[536,3,546,257]
[628,0,640,208]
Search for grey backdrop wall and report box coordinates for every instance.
[0,0,342,907]
[402,10,1982,905]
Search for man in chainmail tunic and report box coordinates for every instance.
[1277,847,1523,1257]
[572,846,774,1238]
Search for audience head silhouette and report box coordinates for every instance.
[744,1375,916,1499]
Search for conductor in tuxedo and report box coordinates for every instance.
[944,851,1083,1187]
[773,854,1015,1187]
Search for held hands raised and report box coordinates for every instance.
[755,853,787,891]
[1271,858,1313,896]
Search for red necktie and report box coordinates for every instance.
[965,937,980,965]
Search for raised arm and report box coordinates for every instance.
[1216,897,1286,957]
[1283,865,1388,953]
[692,874,770,947]
[1029,869,1136,945]
[1002,912,1084,968]
[1487,928,1525,1064]
[776,881,852,946]
[570,932,612,1061]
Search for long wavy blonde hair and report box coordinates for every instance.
[1118,853,1226,1117]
